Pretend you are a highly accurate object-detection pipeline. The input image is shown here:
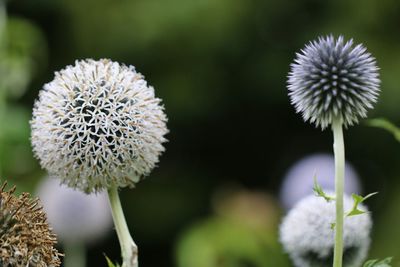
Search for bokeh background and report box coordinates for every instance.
[2,0,400,266]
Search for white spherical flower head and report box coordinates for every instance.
[36,177,113,244]
[31,59,168,193]
[279,153,361,210]
[288,35,380,129]
[280,194,372,267]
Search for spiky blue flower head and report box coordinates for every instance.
[288,35,380,129]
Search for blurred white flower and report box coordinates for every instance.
[36,177,113,244]
[280,194,371,267]
[279,153,361,209]
[31,59,168,193]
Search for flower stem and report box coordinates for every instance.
[107,186,138,267]
[332,118,345,267]
[64,242,86,267]
[0,0,6,178]
[0,89,4,178]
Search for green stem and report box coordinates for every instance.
[332,119,345,267]
[0,0,6,178]
[63,242,86,267]
[107,186,138,267]
[0,89,4,178]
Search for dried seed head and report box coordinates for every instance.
[279,194,371,267]
[288,35,380,129]
[0,182,61,266]
[31,59,168,193]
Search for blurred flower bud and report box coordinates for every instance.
[36,177,112,244]
[279,153,361,210]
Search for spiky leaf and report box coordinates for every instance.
[313,175,335,202]
[346,192,377,217]
[105,255,120,267]
[363,257,392,267]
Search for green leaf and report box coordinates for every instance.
[313,174,335,202]
[104,254,120,267]
[363,257,393,267]
[330,222,336,230]
[346,192,378,217]
[368,118,400,142]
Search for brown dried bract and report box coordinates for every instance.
[0,182,62,266]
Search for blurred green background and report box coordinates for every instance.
[2,0,400,266]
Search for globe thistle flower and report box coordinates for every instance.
[31,59,168,193]
[36,177,112,244]
[280,194,371,267]
[279,153,361,210]
[288,35,380,129]
[0,182,61,266]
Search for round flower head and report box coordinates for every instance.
[31,59,168,193]
[280,194,371,267]
[279,153,361,210]
[0,182,61,266]
[37,177,112,244]
[288,35,380,129]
